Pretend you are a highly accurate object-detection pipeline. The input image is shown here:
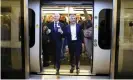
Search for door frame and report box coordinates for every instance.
[23,0,30,78]
[110,0,118,79]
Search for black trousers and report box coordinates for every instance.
[68,41,81,69]
[49,41,56,66]
[51,41,62,70]
[42,42,49,65]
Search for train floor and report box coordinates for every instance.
[38,65,93,75]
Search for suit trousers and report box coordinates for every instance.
[68,41,81,69]
[53,41,62,70]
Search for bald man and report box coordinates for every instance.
[64,14,83,74]
[47,13,64,75]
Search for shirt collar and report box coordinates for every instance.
[54,21,59,24]
[70,23,76,26]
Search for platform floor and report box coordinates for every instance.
[29,75,109,80]
[38,65,93,75]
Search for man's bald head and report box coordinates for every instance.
[53,13,60,22]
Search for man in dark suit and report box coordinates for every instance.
[47,13,64,75]
[42,24,50,67]
[64,14,83,74]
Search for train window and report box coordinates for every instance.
[98,9,112,49]
[29,9,35,48]
[1,7,11,40]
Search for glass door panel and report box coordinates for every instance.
[1,0,29,79]
[116,0,133,78]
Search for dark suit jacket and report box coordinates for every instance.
[64,24,83,55]
[47,22,64,42]
[64,24,83,45]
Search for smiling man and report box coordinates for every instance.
[64,14,83,74]
[47,13,64,75]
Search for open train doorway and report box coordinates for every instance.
[29,0,113,76]
[41,5,93,75]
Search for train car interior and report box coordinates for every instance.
[40,5,93,75]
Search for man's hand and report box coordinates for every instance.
[82,43,85,53]
[43,26,47,31]
[58,28,63,34]
[46,29,51,34]
[47,40,50,43]
[65,45,69,52]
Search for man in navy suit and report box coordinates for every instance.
[64,14,83,74]
[47,13,64,75]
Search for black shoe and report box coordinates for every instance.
[56,70,60,75]
[70,68,74,73]
[76,69,80,74]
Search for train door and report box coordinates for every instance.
[29,0,42,73]
[111,0,133,78]
[93,0,112,74]
[1,0,29,79]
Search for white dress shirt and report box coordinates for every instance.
[70,24,77,40]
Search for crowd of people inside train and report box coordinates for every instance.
[42,13,93,75]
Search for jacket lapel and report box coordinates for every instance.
[51,22,54,31]
[68,25,71,39]
[76,24,79,36]
[68,25,71,34]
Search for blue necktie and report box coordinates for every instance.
[54,22,58,32]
